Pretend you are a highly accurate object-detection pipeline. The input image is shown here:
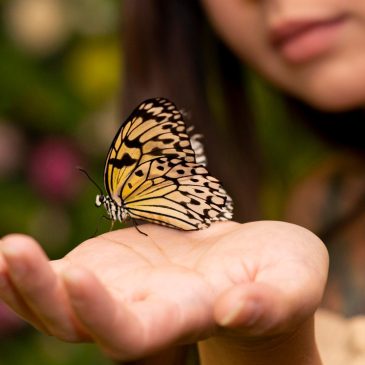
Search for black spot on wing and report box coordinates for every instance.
[109,153,136,168]
[162,138,175,144]
[156,115,166,122]
[150,147,163,156]
[123,136,143,148]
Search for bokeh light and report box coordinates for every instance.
[65,39,121,105]
[0,122,26,178]
[0,302,25,339]
[4,0,70,56]
[0,0,119,362]
[27,138,83,202]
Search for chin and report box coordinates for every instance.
[293,73,365,113]
[302,92,365,112]
[274,50,365,112]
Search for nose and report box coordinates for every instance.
[265,0,316,25]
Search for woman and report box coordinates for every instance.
[1,0,364,363]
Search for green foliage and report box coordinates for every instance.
[0,0,120,363]
[0,329,112,365]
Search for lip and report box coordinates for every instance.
[270,14,348,63]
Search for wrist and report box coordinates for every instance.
[198,317,322,365]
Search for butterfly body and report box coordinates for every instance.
[97,97,233,231]
[95,194,129,222]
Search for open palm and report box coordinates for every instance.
[0,221,328,360]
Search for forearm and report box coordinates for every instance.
[198,317,322,365]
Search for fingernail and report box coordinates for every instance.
[220,302,245,326]
[1,243,19,257]
[62,268,86,284]
[1,244,27,276]
[62,268,89,302]
[220,299,260,326]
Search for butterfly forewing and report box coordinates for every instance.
[104,98,196,198]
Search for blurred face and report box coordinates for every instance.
[201,0,365,111]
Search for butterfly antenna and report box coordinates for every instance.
[77,166,104,195]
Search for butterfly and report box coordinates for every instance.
[95,97,233,231]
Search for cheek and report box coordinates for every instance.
[201,0,264,59]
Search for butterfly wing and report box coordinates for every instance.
[104,96,233,230]
[121,157,232,230]
[104,98,196,203]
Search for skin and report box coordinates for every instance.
[201,0,365,111]
[4,0,359,362]
[0,221,328,363]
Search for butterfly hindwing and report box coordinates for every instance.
[121,157,231,230]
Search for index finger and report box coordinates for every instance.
[1,234,88,341]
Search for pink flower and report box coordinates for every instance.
[0,122,25,178]
[0,301,24,338]
[28,138,83,201]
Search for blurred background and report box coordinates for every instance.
[0,0,120,363]
[0,0,335,363]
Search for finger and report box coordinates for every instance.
[63,267,144,360]
[1,234,85,341]
[0,252,50,333]
[214,282,308,336]
[63,267,186,360]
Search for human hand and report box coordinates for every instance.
[0,221,328,361]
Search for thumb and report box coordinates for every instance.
[214,282,311,336]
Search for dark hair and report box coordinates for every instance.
[121,0,365,226]
[121,0,262,222]
[287,96,365,155]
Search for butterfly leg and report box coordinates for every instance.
[132,219,148,237]
[109,219,115,232]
